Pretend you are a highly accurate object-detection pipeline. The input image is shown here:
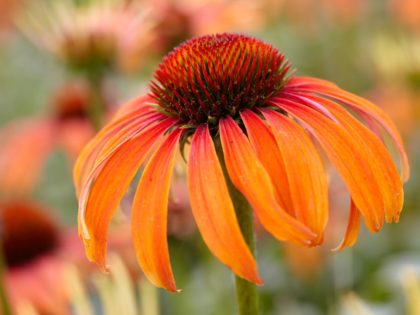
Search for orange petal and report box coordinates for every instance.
[73,107,162,195]
[303,94,404,223]
[286,77,409,182]
[79,118,174,268]
[131,128,183,292]
[274,101,384,232]
[111,94,155,120]
[240,110,293,215]
[188,124,262,284]
[333,199,361,251]
[73,95,157,192]
[286,76,338,90]
[260,109,329,241]
[219,116,316,246]
[325,89,410,183]
[93,112,164,169]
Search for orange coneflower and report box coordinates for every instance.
[74,33,409,292]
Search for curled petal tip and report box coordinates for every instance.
[99,264,110,274]
[255,277,264,286]
[164,283,180,293]
[312,234,325,247]
[235,272,263,286]
[331,244,349,252]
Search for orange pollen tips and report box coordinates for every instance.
[150,33,291,126]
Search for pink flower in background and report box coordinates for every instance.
[390,0,420,31]
[19,0,156,73]
[0,82,95,194]
[1,200,72,315]
[149,0,267,52]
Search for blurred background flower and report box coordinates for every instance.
[19,0,156,75]
[0,81,97,194]
[0,199,75,314]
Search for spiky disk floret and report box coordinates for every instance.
[151,33,292,126]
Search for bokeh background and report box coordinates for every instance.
[0,0,419,314]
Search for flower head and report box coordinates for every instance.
[151,34,290,127]
[75,33,409,292]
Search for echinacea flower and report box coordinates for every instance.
[0,199,135,315]
[19,0,155,74]
[0,82,95,194]
[1,199,73,315]
[75,33,409,292]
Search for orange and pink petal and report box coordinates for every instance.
[188,124,261,284]
[79,118,175,268]
[272,101,384,232]
[131,128,183,292]
[260,109,328,241]
[219,116,316,246]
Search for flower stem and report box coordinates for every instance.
[86,73,106,131]
[0,244,12,315]
[215,139,259,315]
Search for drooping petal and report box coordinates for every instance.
[324,89,410,182]
[260,109,329,241]
[219,116,316,246]
[111,94,155,120]
[188,124,261,284]
[93,112,164,169]
[272,101,384,232]
[285,77,410,182]
[75,112,162,194]
[79,118,175,268]
[131,128,183,292]
[240,110,293,215]
[333,199,361,251]
[74,107,163,195]
[300,94,404,222]
[285,76,338,90]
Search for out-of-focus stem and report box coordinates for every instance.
[140,277,160,315]
[0,243,12,315]
[86,73,106,130]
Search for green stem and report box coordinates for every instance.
[0,244,12,315]
[215,140,259,315]
[86,74,106,131]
